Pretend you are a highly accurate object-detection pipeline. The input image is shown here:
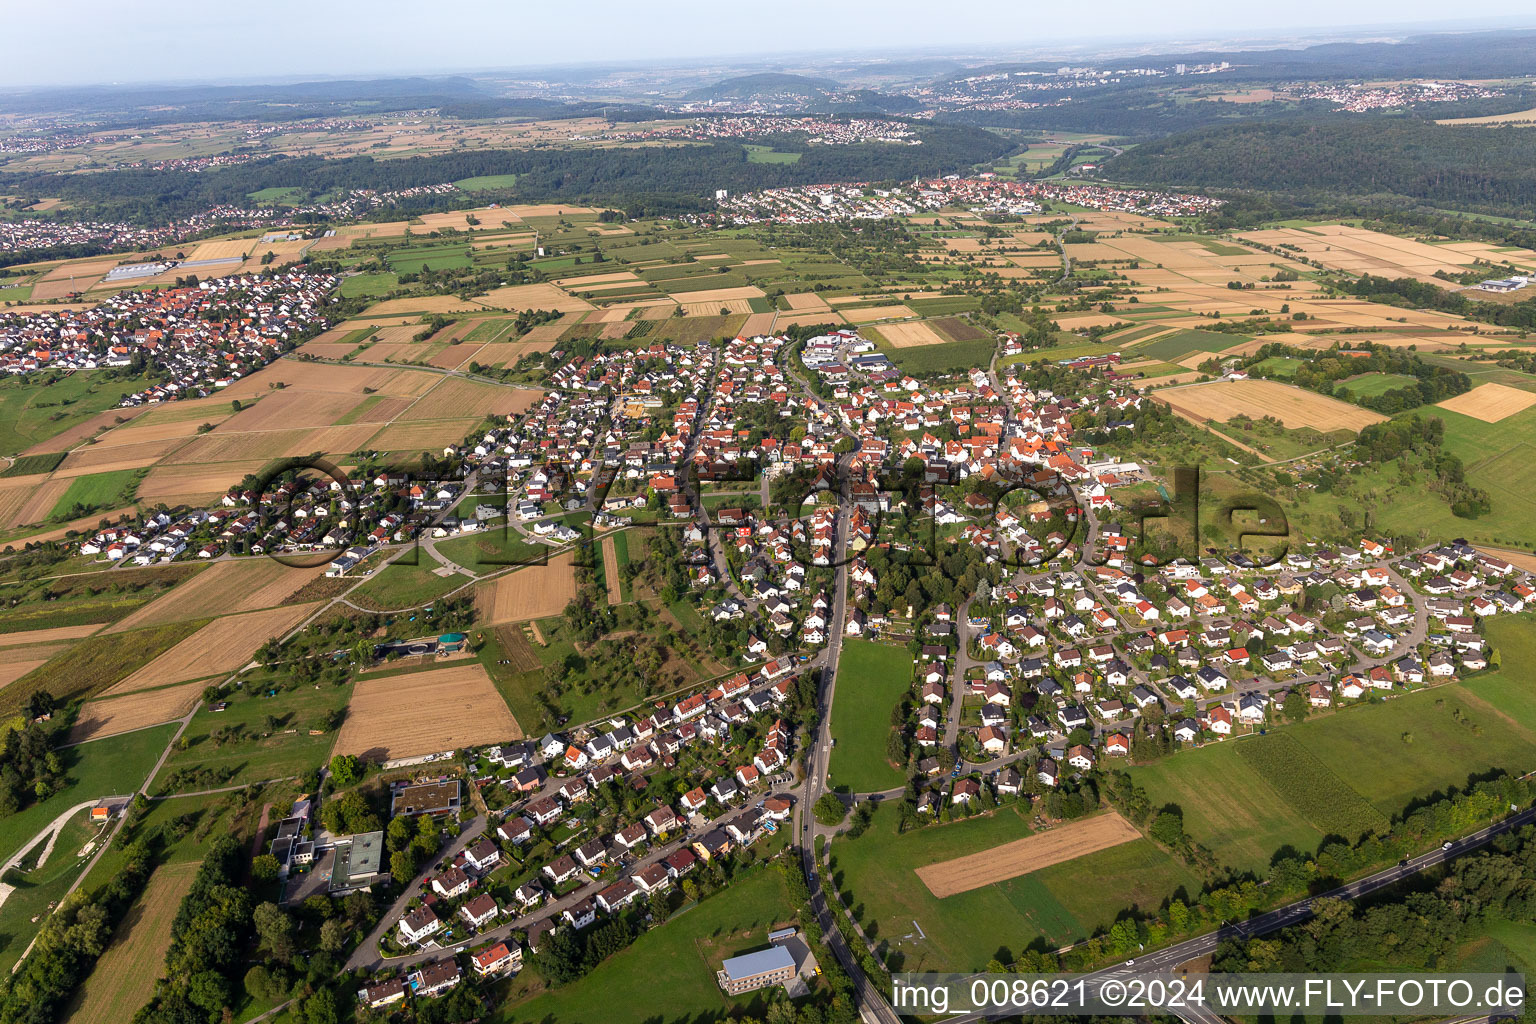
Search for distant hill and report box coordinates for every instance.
[684,73,920,115]
[683,73,840,102]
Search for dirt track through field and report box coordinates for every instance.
[333,662,522,761]
[915,811,1141,898]
[602,537,621,605]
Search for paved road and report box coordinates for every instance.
[938,806,1536,1024]
[346,814,485,971]
[346,794,792,973]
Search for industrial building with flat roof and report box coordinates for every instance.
[716,944,796,995]
[330,830,386,892]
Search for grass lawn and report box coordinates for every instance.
[1252,355,1303,376]
[1283,404,1536,549]
[434,530,550,573]
[0,723,178,864]
[347,557,471,611]
[495,864,801,1024]
[742,145,801,164]
[246,186,304,205]
[1134,632,1536,875]
[1283,681,1536,818]
[1133,743,1324,874]
[151,680,354,795]
[1022,836,1203,939]
[477,626,548,734]
[1450,919,1536,974]
[338,272,397,299]
[1,620,207,720]
[0,372,151,456]
[827,640,912,794]
[454,174,521,192]
[0,811,104,974]
[48,468,141,520]
[1336,372,1418,398]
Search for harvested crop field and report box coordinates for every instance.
[163,424,379,465]
[914,811,1141,898]
[1437,382,1536,423]
[104,603,320,694]
[0,624,100,647]
[401,377,542,420]
[783,292,831,312]
[6,477,71,527]
[844,305,915,324]
[55,438,185,477]
[679,299,752,316]
[106,560,326,633]
[475,553,578,623]
[0,649,57,690]
[68,680,207,743]
[740,312,777,337]
[333,663,522,761]
[21,407,147,455]
[66,862,200,1024]
[476,283,591,312]
[1157,379,1386,432]
[366,418,480,452]
[187,239,253,262]
[216,389,364,430]
[875,321,950,348]
[136,461,268,505]
[362,295,485,317]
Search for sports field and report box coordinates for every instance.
[827,640,912,794]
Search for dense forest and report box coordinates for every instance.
[0,124,1012,224]
[1104,120,1536,217]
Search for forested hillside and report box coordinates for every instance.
[1104,120,1536,216]
[0,125,1012,223]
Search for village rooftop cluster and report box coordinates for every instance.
[709,176,1224,225]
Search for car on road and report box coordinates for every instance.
[1442,841,1453,850]
[1124,959,1135,967]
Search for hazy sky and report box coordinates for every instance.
[1,1,1519,89]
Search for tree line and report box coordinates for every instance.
[1106,119,1536,218]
